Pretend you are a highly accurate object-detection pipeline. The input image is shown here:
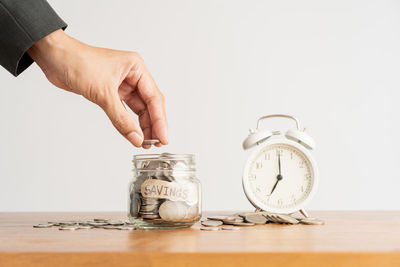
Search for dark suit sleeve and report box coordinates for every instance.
[0,0,67,76]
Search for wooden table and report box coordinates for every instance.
[0,211,399,267]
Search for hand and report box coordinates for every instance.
[27,30,168,148]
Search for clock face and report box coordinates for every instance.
[244,142,316,213]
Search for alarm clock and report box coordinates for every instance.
[242,114,318,217]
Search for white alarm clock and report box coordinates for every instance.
[242,114,318,217]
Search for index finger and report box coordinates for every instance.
[125,66,168,145]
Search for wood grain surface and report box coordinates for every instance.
[0,211,399,267]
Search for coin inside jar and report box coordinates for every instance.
[129,154,200,229]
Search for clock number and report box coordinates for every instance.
[277,199,283,206]
[276,149,283,156]
[256,162,263,169]
[265,153,270,160]
[256,186,261,193]
[249,174,256,181]
[299,161,305,168]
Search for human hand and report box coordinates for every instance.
[27,30,168,148]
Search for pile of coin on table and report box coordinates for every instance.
[33,218,136,231]
[200,211,325,231]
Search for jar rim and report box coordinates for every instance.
[133,153,196,172]
[133,153,195,161]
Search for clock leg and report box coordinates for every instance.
[299,209,309,218]
[255,208,263,212]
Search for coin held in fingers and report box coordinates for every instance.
[142,139,161,146]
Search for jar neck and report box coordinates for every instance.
[133,153,196,171]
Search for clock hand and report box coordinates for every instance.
[278,151,281,175]
[269,151,283,196]
[269,174,282,195]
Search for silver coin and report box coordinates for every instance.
[108,220,125,226]
[245,214,267,225]
[33,223,54,228]
[77,225,94,229]
[277,214,299,224]
[223,217,244,225]
[59,226,79,231]
[59,221,79,226]
[88,222,109,227]
[139,212,158,216]
[140,205,159,212]
[102,225,120,230]
[222,226,240,230]
[300,218,325,225]
[117,226,136,230]
[232,222,255,226]
[200,226,220,231]
[94,218,109,222]
[235,212,252,218]
[142,139,161,146]
[207,216,228,221]
[141,197,160,205]
[201,220,223,227]
[265,214,280,223]
[141,214,160,219]
[158,201,188,221]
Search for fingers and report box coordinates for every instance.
[122,88,152,149]
[101,92,144,147]
[125,65,168,145]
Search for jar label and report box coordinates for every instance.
[141,179,198,204]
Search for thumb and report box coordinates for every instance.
[101,94,144,147]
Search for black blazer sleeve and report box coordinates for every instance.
[0,0,67,76]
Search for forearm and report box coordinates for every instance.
[0,0,67,76]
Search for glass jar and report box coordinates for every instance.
[128,153,201,229]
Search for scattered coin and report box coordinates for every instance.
[33,223,53,228]
[200,226,220,231]
[88,222,109,227]
[102,225,120,230]
[277,214,299,224]
[232,222,255,226]
[264,214,281,223]
[245,214,268,225]
[207,216,228,221]
[300,218,325,225]
[223,217,244,225]
[108,220,125,226]
[94,218,109,222]
[33,212,324,232]
[59,221,79,226]
[59,226,79,231]
[222,226,240,230]
[117,226,136,230]
[34,218,142,231]
[77,225,94,230]
[142,139,161,146]
[201,220,223,227]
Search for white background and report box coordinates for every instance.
[0,0,399,212]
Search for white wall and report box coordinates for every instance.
[0,0,399,212]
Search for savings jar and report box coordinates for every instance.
[128,153,201,229]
